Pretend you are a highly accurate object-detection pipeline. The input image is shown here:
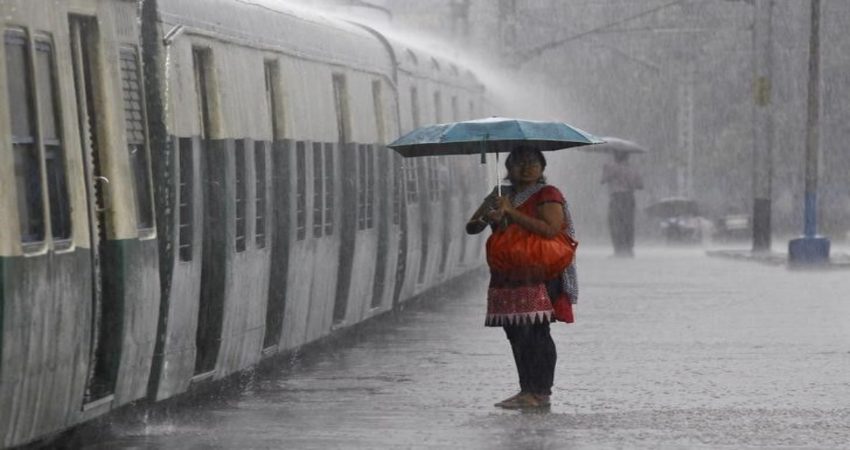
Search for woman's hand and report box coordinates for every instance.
[486,196,514,224]
[467,193,500,235]
[486,209,504,223]
[496,196,516,216]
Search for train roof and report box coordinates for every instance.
[158,0,483,92]
[371,27,484,90]
[159,0,394,75]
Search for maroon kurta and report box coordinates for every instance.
[485,186,567,326]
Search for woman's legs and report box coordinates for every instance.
[504,325,532,393]
[503,322,557,396]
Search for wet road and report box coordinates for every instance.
[72,247,850,449]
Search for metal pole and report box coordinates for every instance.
[752,0,774,252]
[803,0,820,238]
[789,0,830,266]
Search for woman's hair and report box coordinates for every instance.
[504,145,547,184]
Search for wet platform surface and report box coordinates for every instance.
[70,247,850,449]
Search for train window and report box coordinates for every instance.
[332,74,350,145]
[371,80,385,143]
[356,144,375,230]
[357,144,367,230]
[255,142,267,248]
[178,138,194,261]
[323,143,334,235]
[428,158,440,202]
[370,80,383,230]
[439,157,449,199]
[366,145,375,229]
[6,29,45,244]
[263,60,282,139]
[417,155,430,284]
[234,140,247,252]
[433,91,442,123]
[120,48,154,231]
[192,47,214,139]
[295,141,306,240]
[35,38,72,241]
[312,142,324,238]
[410,86,420,128]
[416,157,429,205]
[404,159,419,203]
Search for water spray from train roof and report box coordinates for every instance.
[281,0,576,123]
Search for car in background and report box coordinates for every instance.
[712,214,752,243]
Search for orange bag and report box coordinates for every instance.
[486,224,578,281]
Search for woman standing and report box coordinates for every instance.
[466,145,578,409]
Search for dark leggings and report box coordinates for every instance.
[503,322,557,395]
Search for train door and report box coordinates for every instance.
[263,60,287,349]
[332,73,353,323]
[438,157,452,276]
[69,15,119,404]
[370,80,388,309]
[410,87,430,288]
[192,47,224,376]
[391,152,407,308]
[416,158,430,285]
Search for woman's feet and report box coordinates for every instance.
[494,392,525,408]
[495,392,550,409]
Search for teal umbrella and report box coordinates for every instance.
[388,117,602,161]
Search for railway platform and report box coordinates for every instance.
[67,246,850,449]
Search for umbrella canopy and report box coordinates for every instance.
[388,117,602,158]
[646,197,699,218]
[581,136,648,155]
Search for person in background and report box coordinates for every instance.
[466,145,578,409]
[601,151,643,257]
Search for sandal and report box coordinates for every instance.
[532,394,550,407]
[498,393,550,409]
[494,392,525,408]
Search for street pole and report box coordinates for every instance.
[789,0,830,266]
[804,0,820,240]
[751,0,774,253]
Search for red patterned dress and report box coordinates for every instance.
[485,185,566,327]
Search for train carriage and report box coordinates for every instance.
[392,43,488,299]
[148,0,403,396]
[0,0,489,446]
[0,0,161,446]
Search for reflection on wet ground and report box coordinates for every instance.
[66,247,850,449]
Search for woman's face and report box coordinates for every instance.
[508,154,544,184]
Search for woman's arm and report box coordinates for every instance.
[466,195,497,235]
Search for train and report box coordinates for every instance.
[0,0,492,447]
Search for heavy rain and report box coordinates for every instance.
[4,0,850,449]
